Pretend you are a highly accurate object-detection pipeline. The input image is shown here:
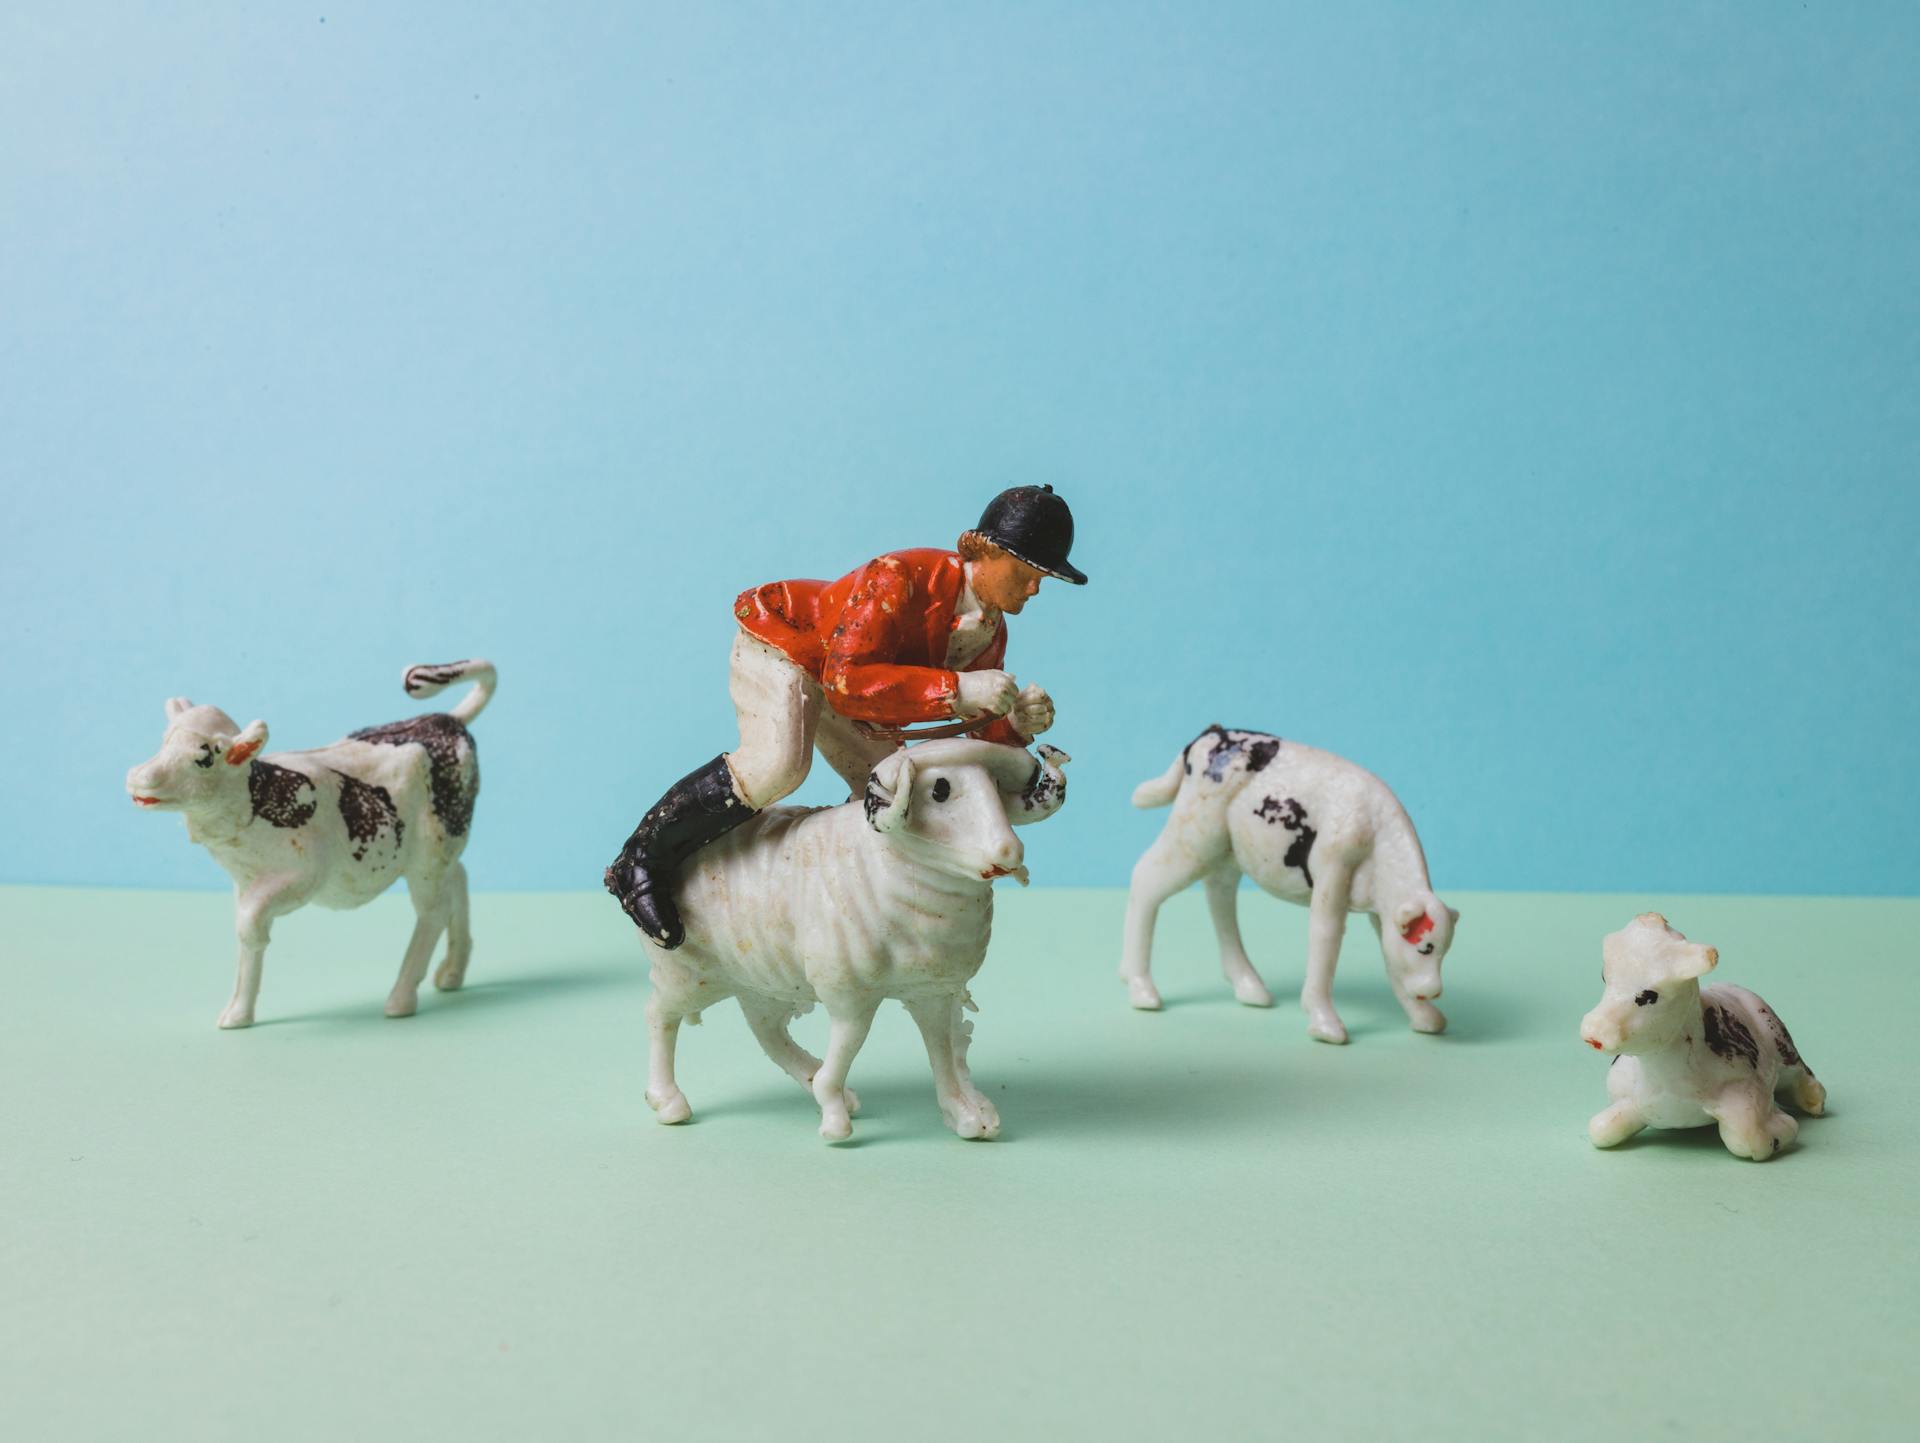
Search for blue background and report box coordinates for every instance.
[3,2,1914,896]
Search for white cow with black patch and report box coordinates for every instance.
[1122,725,1458,1044]
[639,738,1070,1143]
[1581,913,1824,1160]
[126,660,495,1028]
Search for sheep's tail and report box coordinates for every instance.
[403,659,497,725]
[1131,752,1187,809]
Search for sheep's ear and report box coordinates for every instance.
[225,720,269,766]
[165,697,192,721]
[864,753,913,833]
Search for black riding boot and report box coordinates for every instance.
[604,755,753,948]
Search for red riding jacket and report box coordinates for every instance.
[734,548,1025,744]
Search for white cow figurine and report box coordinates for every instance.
[641,738,1069,1142]
[1580,913,1825,1160]
[1121,725,1457,1044]
[125,660,496,1028]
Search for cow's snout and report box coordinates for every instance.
[1580,1007,1620,1053]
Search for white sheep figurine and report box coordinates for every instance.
[639,738,1069,1142]
[1581,913,1825,1160]
[1121,725,1457,1043]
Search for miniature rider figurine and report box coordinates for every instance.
[605,485,1087,948]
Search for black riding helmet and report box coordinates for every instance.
[973,485,1087,585]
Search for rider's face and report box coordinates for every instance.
[970,549,1046,614]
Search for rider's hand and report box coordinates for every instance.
[1010,684,1054,739]
[953,669,1019,720]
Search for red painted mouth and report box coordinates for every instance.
[133,796,163,808]
[982,865,1014,879]
[1586,1038,1603,1050]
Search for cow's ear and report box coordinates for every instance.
[865,752,913,833]
[1446,906,1461,926]
[165,697,192,721]
[1673,943,1718,980]
[225,720,269,766]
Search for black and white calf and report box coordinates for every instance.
[126,660,496,1028]
[1122,725,1458,1044]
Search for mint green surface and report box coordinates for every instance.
[3,886,1914,1441]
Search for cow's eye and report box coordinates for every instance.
[194,743,217,769]
[931,778,952,803]
[1635,989,1658,1006]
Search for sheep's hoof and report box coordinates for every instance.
[1231,976,1274,1008]
[647,1088,692,1125]
[1306,1013,1349,1045]
[433,959,468,992]
[216,1004,255,1030]
[384,991,419,1019]
[819,1112,854,1143]
[1125,977,1163,1011]
[948,1096,1001,1141]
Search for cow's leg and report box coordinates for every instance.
[1587,1099,1646,1149]
[1708,1082,1795,1161]
[812,995,880,1142]
[1120,829,1213,1010]
[1780,1063,1826,1116]
[220,881,295,1029]
[1204,864,1271,1007]
[386,874,450,1018]
[433,861,472,992]
[644,968,701,1124]
[906,993,998,1140]
[737,994,860,1116]
[1300,861,1354,1043]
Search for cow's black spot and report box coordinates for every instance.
[1702,1000,1761,1068]
[247,760,317,828]
[333,770,403,862]
[349,712,478,836]
[1191,725,1283,783]
[1755,1000,1806,1071]
[1252,795,1315,887]
[1635,989,1658,1006]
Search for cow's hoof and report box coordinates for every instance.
[1231,976,1274,1008]
[216,1005,254,1030]
[1125,977,1163,1011]
[1797,1077,1827,1116]
[819,1113,854,1143]
[1306,1013,1349,1045]
[647,1087,692,1125]
[384,992,419,1019]
[1408,1004,1447,1034]
[844,1086,862,1117]
[433,959,468,992]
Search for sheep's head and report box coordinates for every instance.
[126,697,268,813]
[863,739,1071,885]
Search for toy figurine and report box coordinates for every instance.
[1120,726,1458,1043]
[640,739,1070,1142]
[604,485,1085,949]
[125,660,496,1028]
[1580,913,1825,1160]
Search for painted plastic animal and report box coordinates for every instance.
[125,660,495,1028]
[1580,913,1824,1160]
[640,739,1069,1142]
[1121,725,1457,1044]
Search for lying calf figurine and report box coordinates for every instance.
[1122,725,1457,1043]
[1581,912,1824,1160]
[640,739,1069,1142]
[125,660,496,1028]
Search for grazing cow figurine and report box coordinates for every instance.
[640,738,1069,1143]
[1121,725,1457,1044]
[1580,913,1824,1160]
[125,660,496,1029]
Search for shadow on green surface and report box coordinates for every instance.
[1139,975,1552,1045]
[250,965,631,1028]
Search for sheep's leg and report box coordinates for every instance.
[386,874,450,1018]
[644,986,694,1125]
[906,994,998,1140]
[738,994,860,1116]
[1588,1100,1646,1149]
[1120,830,1213,1011]
[1708,1082,1795,1161]
[1301,861,1353,1044]
[433,861,471,992]
[1204,865,1271,1007]
[812,996,880,1142]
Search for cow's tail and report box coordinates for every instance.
[403,659,497,725]
[1131,752,1187,809]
